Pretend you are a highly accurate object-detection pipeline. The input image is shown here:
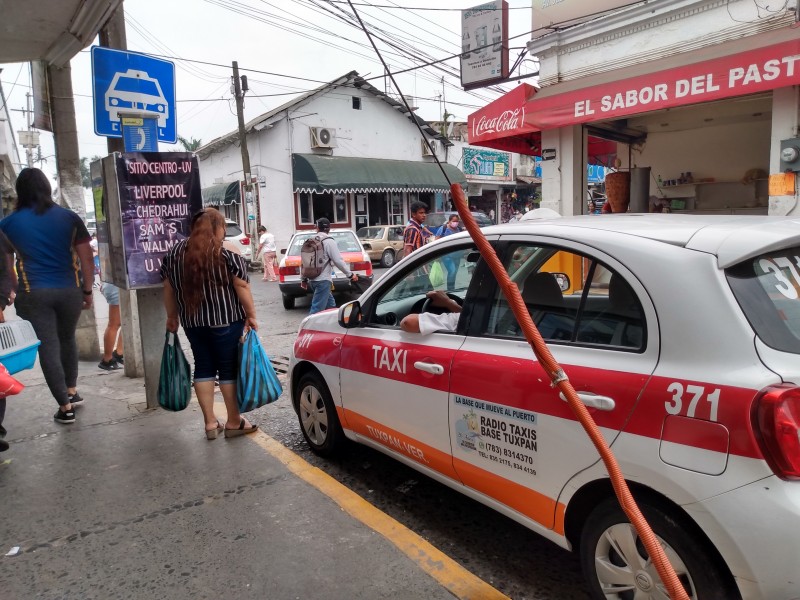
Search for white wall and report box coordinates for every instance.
[635,120,770,210]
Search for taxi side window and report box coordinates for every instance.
[388,227,403,242]
[369,246,474,328]
[485,243,645,350]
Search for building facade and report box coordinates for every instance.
[196,72,465,251]
[469,0,797,217]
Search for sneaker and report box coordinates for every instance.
[68,392,84,406]
[54,408,76,424]
[98,359,120,371]
[112,351,124,365]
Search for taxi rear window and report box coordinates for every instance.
[727,247,800,353]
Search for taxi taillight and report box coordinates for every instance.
[351,260,372,275]
[240,237,250,245]
[280,265,299,277]
[753,384,800,480]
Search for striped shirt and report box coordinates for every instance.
[160,240,249,328]
[403,219,430,253]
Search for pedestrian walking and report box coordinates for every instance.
[402,201,431,257]
[0,168,94,425]
[256,225,277,282]
[434,215,462,290]
[98,282,124,370]
[160,208,259,439]
[0,230,17,451]
[300,218,358,315]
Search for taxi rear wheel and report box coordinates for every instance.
[580,498,739,600]
[282,294,295,310]
[380,249,395,268]
[295,372,344,457]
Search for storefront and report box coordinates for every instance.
[468,28,799,217]
[461,147,513,220]
[200,181,241,221]
[291,154,466,230]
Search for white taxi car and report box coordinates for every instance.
[289,214,800,599]
[278,228,373,310]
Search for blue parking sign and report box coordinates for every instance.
[91,46,176,143]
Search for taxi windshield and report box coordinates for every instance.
[727,247,800,354]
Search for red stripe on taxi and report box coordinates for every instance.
[296,329,763,459]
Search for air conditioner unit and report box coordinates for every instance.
[310,127,336,149]
[421,139,435,157]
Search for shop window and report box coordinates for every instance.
[352,97,362,110]
[335,193,347,222]
[297,192,349,226]
[298,192,312,224]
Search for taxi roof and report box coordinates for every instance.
[476,214,800,269]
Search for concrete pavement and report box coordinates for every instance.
[0,300,506,600]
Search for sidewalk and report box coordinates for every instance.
[0,351,468,598]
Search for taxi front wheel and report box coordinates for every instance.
[580,498,739,600]
[295,372,344,457]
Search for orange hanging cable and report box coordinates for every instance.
[451,185,689,600]
[345,2,689,597]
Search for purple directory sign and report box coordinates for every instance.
[115,152,202,288]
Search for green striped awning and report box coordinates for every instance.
[292,153,466,194]
[201,181,240,206]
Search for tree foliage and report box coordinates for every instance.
[178,136,202,152]
[79,156,102,188]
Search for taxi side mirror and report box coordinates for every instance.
[280,248,287,255]
[339,301,363,329]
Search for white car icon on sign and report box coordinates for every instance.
[104,69,169,128]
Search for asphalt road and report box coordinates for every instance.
[244,267,591,600]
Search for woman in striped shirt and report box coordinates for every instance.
[160,208,259,439]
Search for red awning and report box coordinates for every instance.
[468,83,539,154]
[467,82,617,164]
[468,37,800,161]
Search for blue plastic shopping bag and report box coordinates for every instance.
[237,330,282,413]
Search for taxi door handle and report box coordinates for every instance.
[559,391,615,411]
[414,361,444,375]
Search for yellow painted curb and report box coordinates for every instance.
[250,431,509,600]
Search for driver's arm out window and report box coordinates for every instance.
[370,247,473,329]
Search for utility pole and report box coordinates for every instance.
[232,61,259,249]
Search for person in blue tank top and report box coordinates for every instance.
[0,168,95,425]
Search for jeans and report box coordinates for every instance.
[309,279,336,314]
[184,320,244,384]
[15,288,83,406]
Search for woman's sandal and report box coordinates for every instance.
[224,418,258,438]
[205,420,224,440]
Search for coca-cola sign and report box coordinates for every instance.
[473,107,525,140]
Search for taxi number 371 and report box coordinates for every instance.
[665,382,720,421]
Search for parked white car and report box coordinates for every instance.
[289,214,800,599]
[224,219,251,263]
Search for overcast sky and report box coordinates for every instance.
[1,0,536,185]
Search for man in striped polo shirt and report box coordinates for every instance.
[402,201,432,258]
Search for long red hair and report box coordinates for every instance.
[182,208,228,316]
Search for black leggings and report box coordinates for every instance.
[15,288,83,406]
